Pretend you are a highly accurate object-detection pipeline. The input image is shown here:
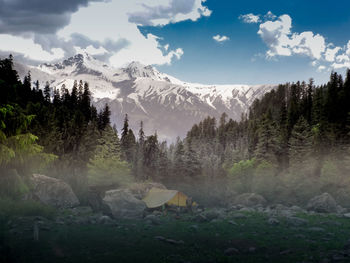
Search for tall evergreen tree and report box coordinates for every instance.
[288,116,313,168]
[44,82,51,102]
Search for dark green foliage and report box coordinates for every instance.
[288,116,313,168]
[142,134,159,180]
[120,114,136,163]
[0,56,116,200]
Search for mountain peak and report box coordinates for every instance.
[126,61,147,69]
[123,61,159,79]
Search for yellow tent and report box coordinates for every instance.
[142,187,195,208]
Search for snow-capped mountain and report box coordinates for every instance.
[16,53,276,140]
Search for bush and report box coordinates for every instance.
[0,169,29,199]
[228,158,256,193]
[252,161,281,201]
[88,156,133,188]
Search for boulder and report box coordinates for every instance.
[144,214,161,225]
[268,217,280,225]
[102,189,146,219]
[286,216,308,226]
[29,174,79,208]
[127,182,167,199]
[307,193,338,213]
[234,193,267,207]
[203,209,224,220]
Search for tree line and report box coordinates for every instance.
[1,54,350,206]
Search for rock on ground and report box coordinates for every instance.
[102,189,146,219]
[286,216,308,226]
[307,193,338,213]
[234,193,267,207]
[29,174,79,208]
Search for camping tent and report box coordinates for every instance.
[142,187,195,208]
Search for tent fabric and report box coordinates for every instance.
[166,191,189,207]
[142,187,190,208]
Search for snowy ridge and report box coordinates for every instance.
[16,53,276,140]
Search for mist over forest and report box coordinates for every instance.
[1,54,350,262]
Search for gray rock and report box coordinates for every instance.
[189,225,199,232]
[268,217,280,225]
[343,238,350,250]
[240,207,255,213]
[29,174,79,208]
[102,189,146,219]
[337,205,347,214]
[228,220,238,226]
[98,215,114,225]
[71,206,93,216]
[230,213,247,219]
[308,227,325,232]
[203,209,224,220]
[234,193,267,207]
[195,214,208,222]
[290,205,305,213]
[224,248,239,256]
[248,247,256,253]
[286,217,308,226]
[144,214,161,225]
[307,193,338,213]
[268,204,295,218]
[154,236,184,245]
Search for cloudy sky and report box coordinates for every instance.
[1,0,350,84]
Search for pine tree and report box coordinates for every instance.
[102,104,111,128]
[288,116,313,168]
[133,121,146,179]
[44,82,51,102]
[121,114,129,143]
[218,112,228,148]
[138,121,145,146]
[143,134,159,180]
[157,141,170,181]
[53,87,61,106]
[120,116,136,163]
[254,115,279,165]
[173,139,186,180]
[81,82,91,122]
[183,139,201,178]
[71,81,78,109]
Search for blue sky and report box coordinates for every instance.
[146,0,350,85]
[1,0,350,85]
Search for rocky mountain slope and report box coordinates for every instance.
[16,53,276,140]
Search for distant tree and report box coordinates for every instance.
[44,82,51,102]
[288,116,313,168]
[183,139,201,178]
[254,115,279,165]
[143,133,159,180]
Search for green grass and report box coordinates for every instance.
[0,199,57,219]
[1,211,349,263]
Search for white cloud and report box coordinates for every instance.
[264,11,276,20]
[251,13,350,71]
[213,34,230,43]
[128,0,212,26]
[257,15,327,60]
[317,65,326,72]
[0,0,211,66]
[239,13,261,24]
[324,46,341,62]
[0,34,65,61]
